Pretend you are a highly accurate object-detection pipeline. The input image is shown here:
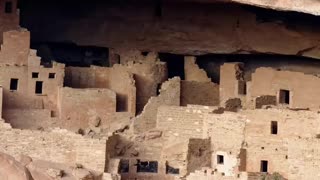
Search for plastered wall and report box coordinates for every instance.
[58,87,117,131]
[0,0,19,43]
[251,67,320,109]
[65,65,136,116]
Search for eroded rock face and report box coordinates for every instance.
[184,0,320,15]
[0,152,32,180]
[22,1,320,59]
[0,152,105,180]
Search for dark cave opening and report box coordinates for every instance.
[31,43,109,67]
[159,53,185,80]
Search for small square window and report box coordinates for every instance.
[49,73,56,79]
[10,78,18,91]
[260,160,268,173]
[5,1,13,14]
[217,155,224,165]
[32,72,39,78]
[279,89,290,104]
[271,121,278,135]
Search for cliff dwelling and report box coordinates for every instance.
[1,0,320,180]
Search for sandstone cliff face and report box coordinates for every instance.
[179,0,320,15]
[21,1,320,59]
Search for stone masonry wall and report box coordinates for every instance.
[287,138,320,180]
[251,67,320,109]
[65,65,136,116]
[184,56,211,82]
[113,61,167,114]
[134,77,180,133]
[58,87,117,131]
[220,63,245,107]
[0,0,20,43]
[0,29,30,64]
[181,80,219,106]
[204,112,247,176]
[0,120,106,172]
[157,105,214,142]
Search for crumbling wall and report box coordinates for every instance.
[220,63,246,107]
[184,56,211,82]
[134,77,180,133]
[0,120,106,172]
[255,95,276,109]
[58,87,117,131]
[181,81,219,106]
[204,112,247,176]
[251,67,320,109]
[157,105,215,141]
[112,61,167,114]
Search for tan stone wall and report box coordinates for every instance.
[287,138,320,180]
[113,61,167,114]
[2,109,54,130]
[244,136,288,178]
[181,81,219,106]
[243,109,320,139]
[220,63,245,107]
[184,56,211,82]
[58,87,116,131]
[0,0,20,43]
[0,30,65,112]
[65,66,136,116]
[27,50,65,109]
[0,121,106,172]
[157,105,214,141]
[0,29,30,64]
[134,77,180,133]
[251,67,320,109]
[204,112,246,176]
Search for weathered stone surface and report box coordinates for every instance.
[0,152,32,180]
[22,2,320,59]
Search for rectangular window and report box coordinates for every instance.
[118,159,129,173]
[136,160,158,173]
[35,81,43,94]
[166,164,179,174]
[260,160,268,173]
[279,89,290,104]
[48,73,56,79]
[5,1,13,14]
[217,155,224,165]
[32,72,39,78]
[271,121,278,135]
[10,78,18,91]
